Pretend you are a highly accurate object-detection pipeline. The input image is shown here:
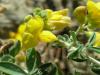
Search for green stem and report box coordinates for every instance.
[88,56,100,66]
[76,25,82,35]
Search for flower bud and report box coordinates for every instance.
[39,31,57,43]
[73,6,87,24]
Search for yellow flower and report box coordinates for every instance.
[94,32,100,47]
[26,16,44,34]
[10,9,72,50]
[87,0,100,28]
[86,31,100,47]
[39,31,58,43]
[45,9,71,30]
[21,15,57,50]
[22,32,39,50]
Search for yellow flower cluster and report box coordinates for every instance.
[18,16,57,50]
[10,9,71,50]
[87,0,100,29]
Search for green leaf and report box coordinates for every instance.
[70,31,77,43]
[87,33,96,46]
[91,65,100,75]
[1,55,14,62]
[87,46,100,54]
[26,48,41,72]
[63,34,69,41]
[39,63,53,75]
[34,63,62,75]
[58,34,71,43]
[48,64,62,75]
[58,35,66,41]
[74,71,81,75]
[30,63,52,75]
[0,62,27,75]
[68,44,83,58]
[9,40,21,57]
[30,63,62,75]
[68,44,87,62]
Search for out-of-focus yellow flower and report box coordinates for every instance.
[45,9,71,30]
[87,0,100,29]
[94,32,100,47]
[39,31,58,43]
[73,6,87,24]
[86,31,100,47]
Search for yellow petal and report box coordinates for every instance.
[15,33,22,42]
[39,31,57,43]
[48,15,71,30]
[22,32,38,50]
[96,2,100,10]
[26,16,44,34]
[45,9,53,18]
[53,9,68,16]
[18,23,26,34]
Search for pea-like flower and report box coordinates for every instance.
[45,9,71,30]
[87,0,100,29]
